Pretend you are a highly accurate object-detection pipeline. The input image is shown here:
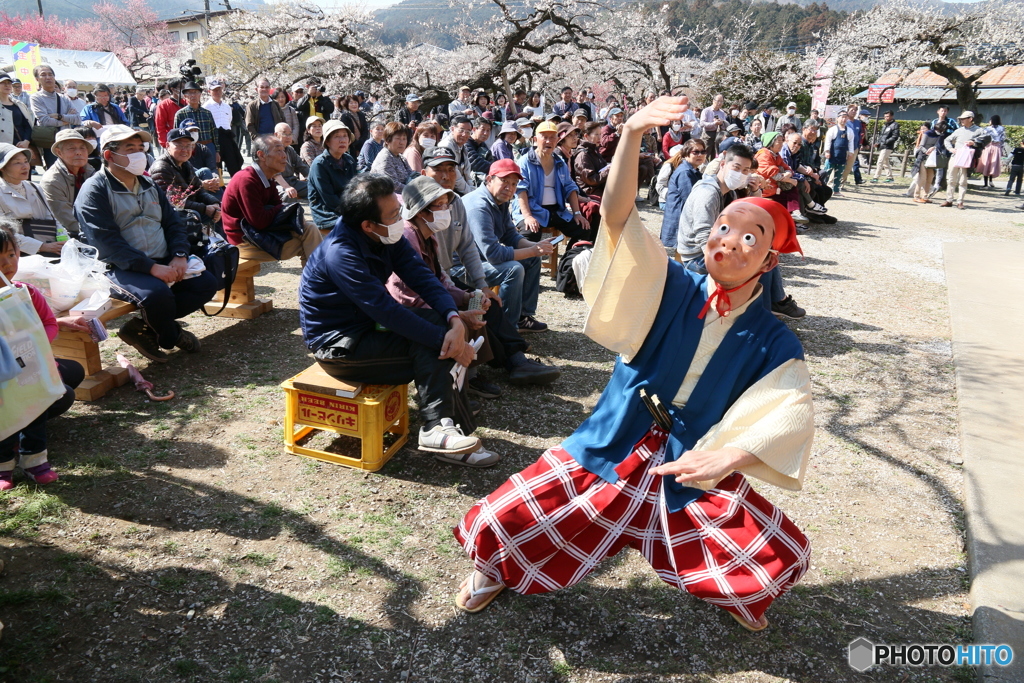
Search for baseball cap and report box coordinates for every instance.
[11,77,21,85]
[292,84,305,93]
[167,128,193,144]
[355,90,366,98]
[100,124,152,148]
[405,93,421,102]
[726,123,741,133]
[422,146,457,167]
[208,79,224,90]
[488,158,522,179]
[481,111,494,121]
[786,101,797,109]
[535,121,558,135]
[606,107,623,118]
[402,175,454,220]
[179,118,200,130]
[0,73,12,84]
[957,110,974,119]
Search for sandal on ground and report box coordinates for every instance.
[455,571,505,613]
[730,611,769,632]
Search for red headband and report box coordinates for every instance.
[733,197,803,255]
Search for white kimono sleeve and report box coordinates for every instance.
[689,358,815,491]
[581,208,668,361]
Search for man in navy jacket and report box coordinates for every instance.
[299,173,493,465]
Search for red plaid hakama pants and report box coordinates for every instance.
[454,427,810,624]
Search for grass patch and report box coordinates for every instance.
[0,488,68,534]
[0,588,69,608]
[241,552,276,567]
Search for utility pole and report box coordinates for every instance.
[203,0,211,37]
[36,0,43,17]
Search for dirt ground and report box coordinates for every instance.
[2,177,1022,683]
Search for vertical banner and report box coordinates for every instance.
[9,41,42,94]
[811,56,835,114]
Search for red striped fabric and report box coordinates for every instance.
[454,427,810,624]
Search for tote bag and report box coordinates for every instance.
[0,272,65,441]
[951,145,975,169]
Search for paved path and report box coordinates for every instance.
[945,241,1024,682]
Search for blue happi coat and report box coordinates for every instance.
[561,261,803,512]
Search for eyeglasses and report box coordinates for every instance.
[691,150,707,155]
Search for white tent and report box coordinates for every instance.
[38,48,136,86]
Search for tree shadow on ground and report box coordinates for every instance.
[0,540,972,682]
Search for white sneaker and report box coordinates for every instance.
[432,444,501,468]
[806,202,827,214]
[418,418,480,455]
[791,211,809,224]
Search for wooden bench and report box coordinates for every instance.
[202,258,273,319]
[52,300,135,401]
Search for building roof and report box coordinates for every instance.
[872,65,1024,89]
[165,9,239,25]
[855,65,1024,102]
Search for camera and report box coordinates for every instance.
[179,59,203,84]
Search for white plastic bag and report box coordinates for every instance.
[14,239,109,313]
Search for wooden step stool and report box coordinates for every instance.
[280,364,409,472]
[202,258,273,319]
[52,300,135,401]
[540,227,561,278]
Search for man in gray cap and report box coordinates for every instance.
[398,93,423,128]
[11,78,30,107]
[75,125,220,363]
[40,129,95,237]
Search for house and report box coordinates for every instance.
[164,9,242,69]
[855,66,1024,125]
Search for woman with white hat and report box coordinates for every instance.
[307,119,357,231]
[0,143,65,255]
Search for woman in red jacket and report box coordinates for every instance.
[754,132,802,223]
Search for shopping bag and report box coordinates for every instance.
[925,148,938,168]
[951,146,975,169]
[0,272,65,441]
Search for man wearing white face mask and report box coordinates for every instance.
[299,173,493,465]
[676,144,755,265]
[75,125,220,363]
[63,80,86,116]
[774,102,801,133]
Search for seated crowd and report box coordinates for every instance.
[1,72,842,486]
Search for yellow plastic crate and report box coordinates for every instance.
[280,366,409,472]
